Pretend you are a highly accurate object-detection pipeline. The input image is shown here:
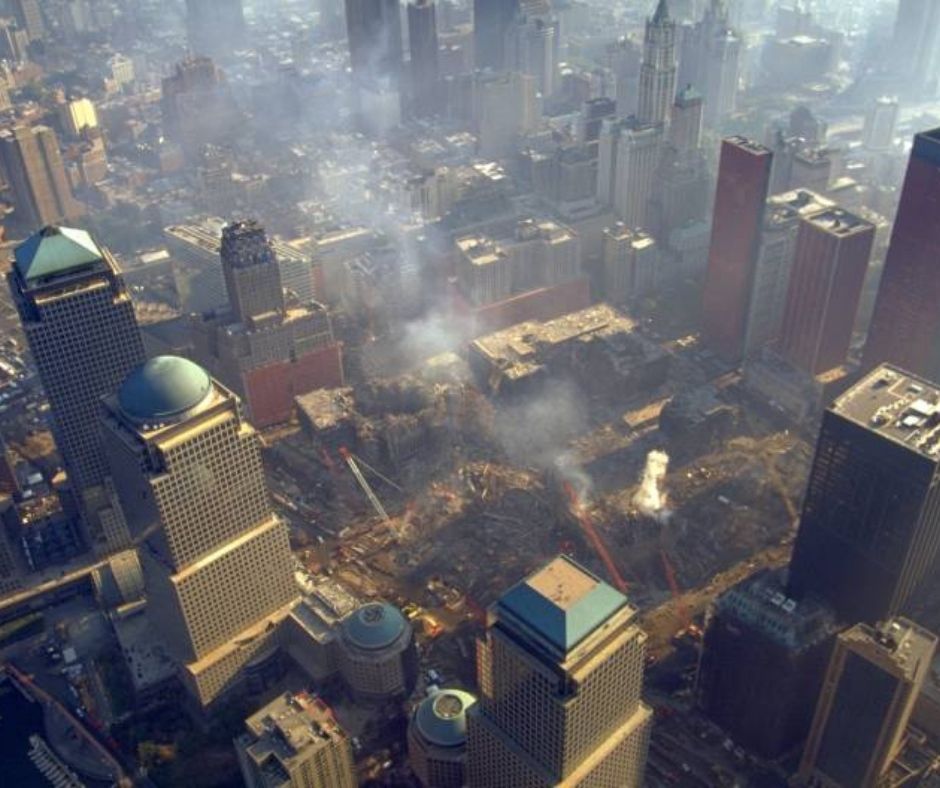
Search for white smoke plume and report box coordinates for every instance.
[633,450,671,521]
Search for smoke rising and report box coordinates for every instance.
[633,449,670,521]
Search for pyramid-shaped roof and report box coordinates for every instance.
[14,226,104,284]
[498,555,629,654]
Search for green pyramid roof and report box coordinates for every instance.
[14,226,104,284]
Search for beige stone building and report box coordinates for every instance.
[466,555,652,787]
[101,355,298,708]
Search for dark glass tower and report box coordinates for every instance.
[863,129,940,381]
[345,0,404,87]
[787,364,940,624]
[473,0,519,69]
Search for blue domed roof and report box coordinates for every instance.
[414,689,477,748]
[118,356,213,425]
[341,602,407,651]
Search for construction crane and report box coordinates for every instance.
[660,549,690,630]
[338,447,390,522]
[563,482,629,594]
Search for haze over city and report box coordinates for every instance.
[0,0,939,786]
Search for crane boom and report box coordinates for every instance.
[339,447,389,521]
[563,483,629,593]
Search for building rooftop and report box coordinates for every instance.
[242,691,348,774]
[413,689,477,748]
[497,555,630,655]
[340,602,408,651]
[842,618,937,683]
[804,207,873,237]
[830,365,940,460]
[725,136,772,157]
[118,356,214,426]
[13,226,105,285]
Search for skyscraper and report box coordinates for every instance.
[101,356,298,708]
[185,0,246,59]
[787,364,940,625]
[465,555,652,786]
[236,691,357,788]
[798,618,937,787]
[474,0,520,69]
[669,85,703,157]
[701,136,773,364]
[409,689,478,788]
[504,0,560,98]
[862,128,940,380]
[8,226,145,554]
[637,0,677,127]
[679,0,741,128]
[597,118,663,229]
[889,0,940,87]
[408,0,441,116]
[345,0,403,87]
[778,207,875,376]
[11,0,44,41]
[862,96,899,152]
[0,125,83,228]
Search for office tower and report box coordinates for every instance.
[778,207,874,376]
[863,97,899,152]
[863,129,940,380]
[408,0,441,116]
[701,136,773,364]
[742,189,834,358]
[193,220,344,428]
[101,356,298,708]
[0,19,29,62]
[603,223,659,303]
[697,568,840,759]
[474,71,539,158]
[578,97,617,150]
[798,619,937,787]
[345,0,404,86]
[465,555,652,786]
[787,365,940,624]
[409,689,478,788]
[890,0,940,87]
[185,0,246,59]
[669,85,703,157]
[679,0,741,128]
[58,97,98,139]
[505,0,560,98]
[474,0,520,69]
[597,118,663,229]
[236,691,357,788]
[11,0,44,41]
[8,226,144,553]
[161,57,241,157]
[637,0,677,127]
[0,125,83,228]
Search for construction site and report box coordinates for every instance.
[264,305,814,678]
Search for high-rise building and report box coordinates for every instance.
[742,189,834,358]
[603,223,659,303]
[11,0,44,41]
[637,0,677,127]
[862,129,940,380]
[778,207,875,376]
[697,568,840,759]
[185,0,246,59]
[8,226,144,554]
[101,356,298,708]
[409,689,478,788]
[597,118,663,229]
[473,70,539,158]
[408,0,441,116]
[798,618,937,787]
[0,125,83,228]
[889,0,940,87]
[236,691,357,788]
[474,0,519,69]
[787,365,940,625]
[465,555,652,786]
[669,85,703,157]
[862,97,899,152]
[505,0,560,98]
[345,0,403,87]
[701,136,773,364]
[679,0,741,128]
[161,57,241,157]
[193,220,344,428]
